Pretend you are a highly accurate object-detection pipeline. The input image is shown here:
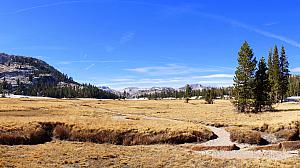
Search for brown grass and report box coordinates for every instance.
[0,141,299,168]
[226,127,266,145]
[275,129,299,141]
[0,121,214,146]
[0,98,299,166]
[0,127,50,145]
[53,125,71,140]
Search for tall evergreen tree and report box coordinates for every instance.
[184,84,192,103]
[234,41,257,112]
[254,57,271,112]
[185,84,192,98]
[279,46,289,102]
[267,49,275,101]
[272,46,281,103]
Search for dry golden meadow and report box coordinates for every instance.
[0,98,299,167]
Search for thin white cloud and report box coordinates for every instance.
[191,13,300,48]
[263,22,279,27]
[291,67,300,72]
[8,46,68,51]
[111,78,135,82]
[2,1,81,15]
[125,64,220,75]
[83,53,88,58]
[58,60,125,65]
[85,63,95,70]
[120,1,300,48]
[104,45,116,53]
[120,32,135,44]
[192,74,234,79]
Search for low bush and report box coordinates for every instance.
[0,133,28,145]
[69,129,215,146]
[0,122,215,146]
[227,127,267,145]
[53,125,71,140]
[275,129,299,141]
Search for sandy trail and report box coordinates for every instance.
[201,126,233,146]
[197,126,298,160]
[110,112,299,160]
[196,150,298,160]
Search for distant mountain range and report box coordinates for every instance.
[98,84,207,98]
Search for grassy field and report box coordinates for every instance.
[0,98,299,167]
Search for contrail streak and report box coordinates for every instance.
[2,1,81,15]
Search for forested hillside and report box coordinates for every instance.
[0,53,118,99]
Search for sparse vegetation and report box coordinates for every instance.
[0,99,299,167]
[205,89,214,104]
[275,129,299,141]
[226,127,266,145]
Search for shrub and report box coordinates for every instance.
[0,133,28,145]
[227,128,266,145]
[275,129,299,141]
[53,125,71,140]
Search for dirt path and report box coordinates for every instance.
[196,150,298,160]
[197,126,298,160]
[201,126,233,146]
[111,112,299,160]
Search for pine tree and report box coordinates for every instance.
[254,57,271,112]
[272,46,281,103]
[184,84,192,103]
[205,89,214,104]
[267,49,275,101]
[234,41,257,112]
[279,46,289,102]
[185,84,192,97]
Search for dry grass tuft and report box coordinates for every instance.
[53,125,71,140]
[226,127,267,145]
[0,127,50,145]
[0,133,28,145]
[69,129,214,145]
[275,129,299,141]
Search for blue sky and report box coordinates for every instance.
[1,0,300,89]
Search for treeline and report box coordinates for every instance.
[139,87,233,100]
[6,82,119,99]
[234,41,289,112]
[288,75,300,96]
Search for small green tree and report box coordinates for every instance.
[184,84,192,103]
[254,57,271,112]
[233,41,257,112]
[271,46,281,103]
[279,46,289,102]
[205,89,214,104]
[267,49,275,102]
